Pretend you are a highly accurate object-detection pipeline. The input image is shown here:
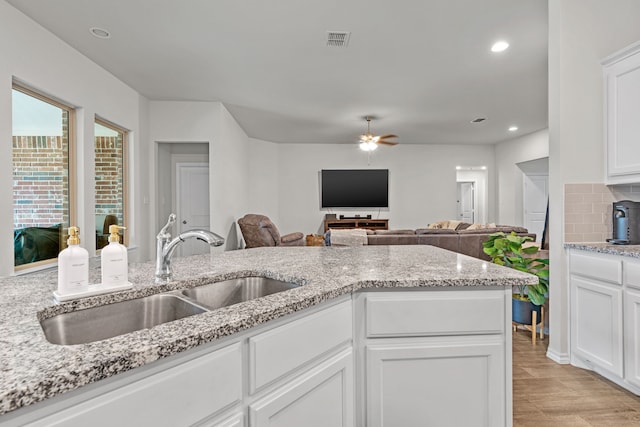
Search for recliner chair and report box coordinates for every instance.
[238,214,304,248]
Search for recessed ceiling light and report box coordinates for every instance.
[491,41,509,53]
[508,126,518,132]
[90,27,111,39]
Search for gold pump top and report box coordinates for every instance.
[108,225,126,243]
[67,226,80,245]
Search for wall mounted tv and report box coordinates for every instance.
[321,169,389,208]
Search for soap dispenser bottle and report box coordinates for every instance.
[58,226,89,293]
[101,225,128,286]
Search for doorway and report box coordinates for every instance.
[456,168,487,224]
[518,157,549,243]
[176,163,211,256]
[156,142,210,257]
[523,174,548,243]
[457,182,475,223]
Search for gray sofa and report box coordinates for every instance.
[365,226,535,261]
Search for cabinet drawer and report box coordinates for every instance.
[365,290,505,338]
[624,258,640,290]
[249,300,352,393]
[30,343,243,427]
[570,251,622,284]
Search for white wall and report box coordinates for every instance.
[0,1,144,277]
[149,101,250,252]
[548,0,640,362]
[247,138,280,225]
[495,129,549,226]
[275,143,496,234]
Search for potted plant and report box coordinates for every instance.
[483,232,549,324]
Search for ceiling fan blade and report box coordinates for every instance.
[377,134,398,140]
[377,140,398,146]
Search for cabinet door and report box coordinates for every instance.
[249,349,353,427]
[625,289,640,388]
[604,44,640,183]
[571,276,624,376]
[366,336,505,427]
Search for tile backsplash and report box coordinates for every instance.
[564,183,640,243]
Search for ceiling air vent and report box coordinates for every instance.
[327,31,351,47]
[471,117,487,123]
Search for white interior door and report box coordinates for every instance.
[176,163,210,257]
[523,174,548,242]
[457,182,475,223]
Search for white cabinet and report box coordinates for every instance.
[603,40,640,184]
[366,336,504,427]
[249,349,353,427]
[24,343,244,427]
[570,276,623,376]
[568,249,640,395]
[625,288,640,388]
[356,289,511,427]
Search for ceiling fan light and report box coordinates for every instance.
[359,141,377,151]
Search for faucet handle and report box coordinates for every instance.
[157,213,177,239]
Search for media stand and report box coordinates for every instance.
[324,218,389,232]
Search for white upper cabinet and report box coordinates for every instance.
[604,40,640,184]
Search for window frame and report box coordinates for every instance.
[94,116,129,248]
[12,82,77,271]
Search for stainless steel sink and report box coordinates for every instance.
[41,294,207,345]
[181,277,300,310]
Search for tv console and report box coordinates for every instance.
[324,218,389,232]
[339,215,372,220]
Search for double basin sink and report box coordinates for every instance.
[41,277,300,345]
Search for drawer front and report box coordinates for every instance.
[365,290,505,338]
[249,300,352,393]
[624,258,640,290]
[31,343,243,427]
[570,251,622,285]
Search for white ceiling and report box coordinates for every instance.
[7,0,548,145]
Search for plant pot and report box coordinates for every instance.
[512,296,542,325]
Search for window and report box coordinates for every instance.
[12,84,75,269]
[95,118,127,250]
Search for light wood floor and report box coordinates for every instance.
[513,329,640,426]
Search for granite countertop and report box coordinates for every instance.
[565,242,640,258]
[0,245,535,416]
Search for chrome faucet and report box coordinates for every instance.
[155,213,225,284]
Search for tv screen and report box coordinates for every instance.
[321,169,389,208]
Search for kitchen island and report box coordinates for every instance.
[0,245,535,426]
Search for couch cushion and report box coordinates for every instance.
[457,226,529,235]
[374,229,415,235]
[415,228,457,235]
[417,234,459,252]
[367,234,419,245]
[465,223,496,230]
[427,220,463,230]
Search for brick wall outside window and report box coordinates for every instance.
[12,135,69,229]
[95,135,124,226]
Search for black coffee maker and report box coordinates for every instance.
[610,200,640,244]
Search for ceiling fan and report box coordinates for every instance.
[359,116,398,151]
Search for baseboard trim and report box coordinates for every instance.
[546,348,570,364]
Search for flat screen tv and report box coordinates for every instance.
[321,169,389,208]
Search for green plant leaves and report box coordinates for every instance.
[482,231,549,306]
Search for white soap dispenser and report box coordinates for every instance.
[57,226,89,294]
[101,225,128,287]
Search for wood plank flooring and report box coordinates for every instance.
[513,329,640,426]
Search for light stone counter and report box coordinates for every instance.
[564,242,640,258]
[0,245,535,416]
